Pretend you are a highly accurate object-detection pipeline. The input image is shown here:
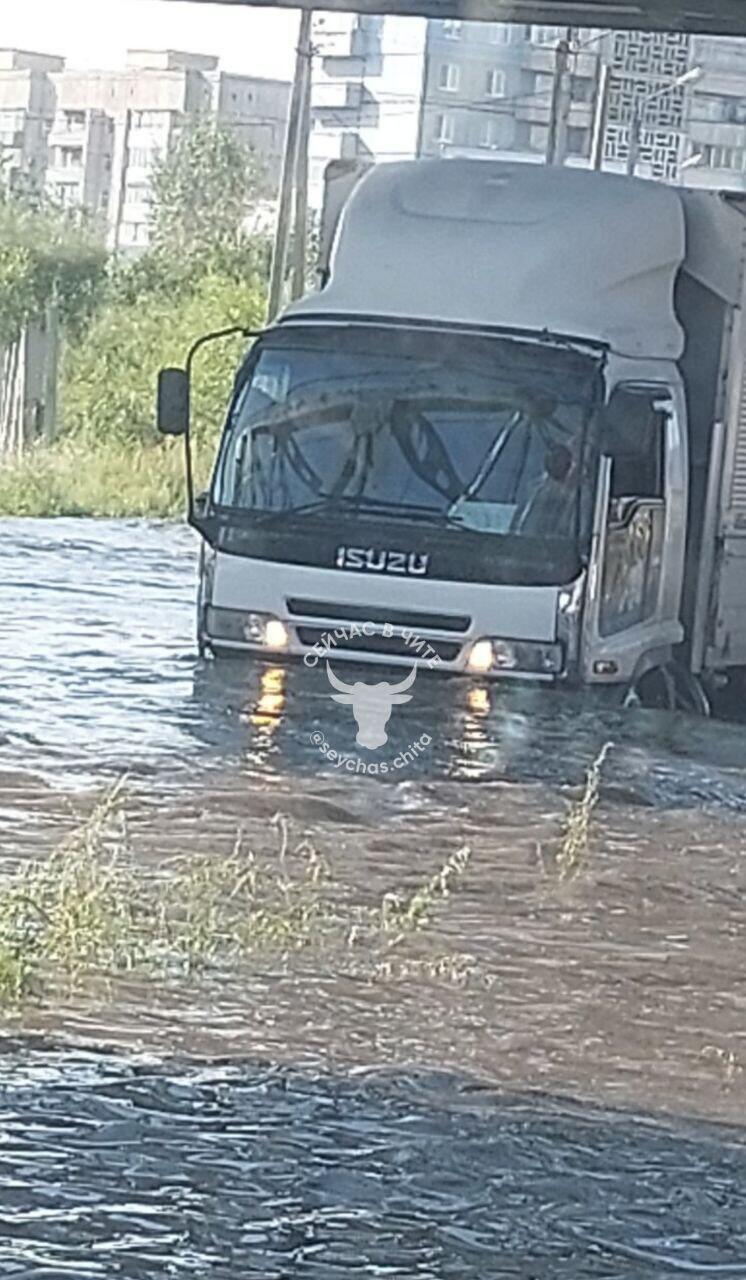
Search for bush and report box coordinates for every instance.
[61,272,266,447]
[0,195,106,344]
[0,437,215,518]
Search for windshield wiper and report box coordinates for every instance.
[251,496,467,528]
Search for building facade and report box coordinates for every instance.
[310,14,426,207]
[685,35,746,188]
[0,49,62,194]
[417,21,746,190]
[418,23,598,163]
[0,47,290,250]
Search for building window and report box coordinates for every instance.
[131,110,167,129]
[438,63,460,92]
[531,25,564,45]
[57,146,83,168]
[63,109,86,129]
[691,96,726,123]
[126,221,149,244]
[489,25,511,44]
[0,109,26,131]
[52,182,79,209]
[125,183,150,205]
[435,112,455,143]
[570,75,594,104]
[480,117,499,148]
[128,147,151,168]
[442,19,462,39]
[703,144,746,171]
[486,69,506,98]
[566,125,587,156]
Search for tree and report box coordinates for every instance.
[62,273,266,446]
[149,117,268,259]
[0,189,105,346]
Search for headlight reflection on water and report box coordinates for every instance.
[246,665,287,735]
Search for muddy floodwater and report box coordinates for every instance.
[2,517,746,1277]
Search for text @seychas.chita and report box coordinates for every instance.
[304,621,436,769]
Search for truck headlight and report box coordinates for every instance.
[466,637,563,676]
[206,607,290,649]
[263,618,290,649]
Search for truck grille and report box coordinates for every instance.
[295,626,462,664]
[286,598,471,633]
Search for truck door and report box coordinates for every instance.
[695,318,746,673]
[582,386,686,686]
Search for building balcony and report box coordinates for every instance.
[689,121,746,148]
[46,164,85,179]
[521,45,598,79]
[313,101,381,130]
[48,123,87,146]
[313,23,356,59]
[313,81,380,129]
[515,99,592,128]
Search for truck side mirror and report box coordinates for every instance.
[157,367,190,436]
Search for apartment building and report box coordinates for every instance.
[0,49,62,192]
[44,108,114,214]
[418,23,598,162]
[417,22,746,189]
[310,14,426,206]
[0,47,290,250]
[685,35,746,188]
[53,50,218,248]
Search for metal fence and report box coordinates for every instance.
[0,309,59,457]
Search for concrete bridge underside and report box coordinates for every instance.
[162,0,746,36]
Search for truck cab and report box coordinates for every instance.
[160,159,746,705]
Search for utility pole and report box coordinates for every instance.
[111,107,132,252]
[626,110,644,175]
[590,61,611,170]
[268,9,313,321]
[290,24,313,301]
[545,33,573,166]
[42,297,59,442]
[626,108,641,175]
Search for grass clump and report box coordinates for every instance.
[0,785,474,1005]
[377,846,471,939]
[0,786,333,1000]
[554,741,613,881]
[171,814,331,973]
[0,437,215,518]
[0,779,141,997]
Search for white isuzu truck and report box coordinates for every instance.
[157,158,746,710]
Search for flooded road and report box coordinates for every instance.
[2,517,746,1277]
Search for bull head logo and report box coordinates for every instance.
[326,662,417,750]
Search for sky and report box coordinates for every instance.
[0,0,300,80]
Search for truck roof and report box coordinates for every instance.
[284,159,745,362]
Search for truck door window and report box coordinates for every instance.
[602,388,666,504]
[597,387,669,636]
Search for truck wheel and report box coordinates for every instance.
[669,662,711,717]
[622,663,710,715]
[196,611,210,659]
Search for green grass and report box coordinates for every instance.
[0,784,474,1004]
[554,741,613,881]
[0,437,215,518]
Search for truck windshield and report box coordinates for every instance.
[213,325,600,550]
